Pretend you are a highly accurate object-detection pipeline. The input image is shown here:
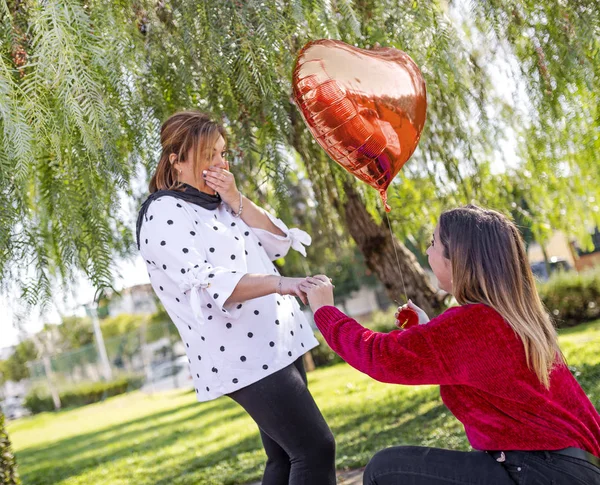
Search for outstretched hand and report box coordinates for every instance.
[299,275,334,312]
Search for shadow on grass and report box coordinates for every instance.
[326,386,467,469]
[15,358,600,485]
[15,396,248,485]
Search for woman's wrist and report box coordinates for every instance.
[231,191,243,217]
[271,275,283,295]
[223,189,241,212]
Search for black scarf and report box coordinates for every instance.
[136,184,221,249]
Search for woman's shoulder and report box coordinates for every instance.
[434,303,505,327]
[143,194,200,221]
[146,193,186,211]
[139,195,196,236]
[424,304,516,356]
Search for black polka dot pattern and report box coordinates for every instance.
[141,201,317,398]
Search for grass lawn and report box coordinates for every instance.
[8,320,600,485]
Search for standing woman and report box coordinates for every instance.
[136,111,336,485]
[301,205,600,485]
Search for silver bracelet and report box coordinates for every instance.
[232,192,243,218]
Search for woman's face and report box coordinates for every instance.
[426,224,453,294]
[178,135,228,194]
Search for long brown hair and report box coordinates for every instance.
[439,204,562,388]
[149,111,226,193]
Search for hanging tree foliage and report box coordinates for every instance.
[0,0,598,317]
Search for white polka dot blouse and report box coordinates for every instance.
[139,196,319,401]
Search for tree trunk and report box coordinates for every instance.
[0,412,21,485]
[341,182,446,317]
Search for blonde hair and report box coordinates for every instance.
[439,205,562,388]
[149,111,226,193]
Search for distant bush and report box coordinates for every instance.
[24,376,144,414]
[538,269,600,328]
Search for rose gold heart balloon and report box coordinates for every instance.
[292,39,427,211]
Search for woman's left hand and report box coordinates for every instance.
[299,275,334,312]
[203,167,240,210]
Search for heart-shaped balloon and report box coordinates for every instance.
[293,39,427,211]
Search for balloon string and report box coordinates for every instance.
[384,211,408,302]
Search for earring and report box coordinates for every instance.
[179,169,182,174]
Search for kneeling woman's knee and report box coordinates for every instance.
[366,448,396,474]
[365,447,419,484]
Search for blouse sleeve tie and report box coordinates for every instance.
[178,265,211,324]
[288,228,312,257]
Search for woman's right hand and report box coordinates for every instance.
[279,277,309,305]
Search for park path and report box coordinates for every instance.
[245,468,364,485]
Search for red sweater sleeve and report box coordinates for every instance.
[313,306,453,385]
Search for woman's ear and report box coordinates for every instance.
[169,153,177,165]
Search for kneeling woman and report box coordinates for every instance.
[302,205,599,485]
[138,111,335,485]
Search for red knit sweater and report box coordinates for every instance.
[314,304,600,458]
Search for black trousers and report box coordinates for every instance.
[363,446,600,485]
[228,357,336,485]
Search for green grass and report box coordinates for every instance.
[8,320,600,485]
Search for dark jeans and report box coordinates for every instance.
[228,357,336,485]
[363,446,600,485]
